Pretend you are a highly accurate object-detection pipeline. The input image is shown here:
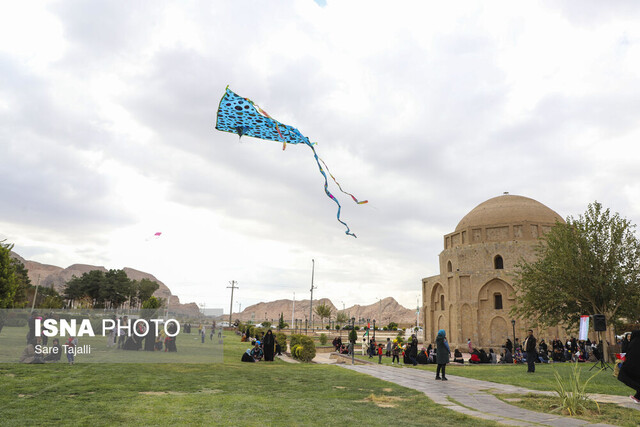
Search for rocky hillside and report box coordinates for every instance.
[233,296,417,325]
[9,252,200,316]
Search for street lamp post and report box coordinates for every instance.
[511,319,516,349]
[373,319,376,341]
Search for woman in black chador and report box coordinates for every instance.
[263,329,275,361]
[618,330,640,404]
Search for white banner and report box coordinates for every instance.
[579,315,590,340]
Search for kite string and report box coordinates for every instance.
[242,94,287,150]
[317,156,368,205]
[307,142,356,238]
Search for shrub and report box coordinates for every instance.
[319,333,327,345]
[3,317,27,327]
[289,334,316,362]
[276,332,287,351]
[348,328,357,343]
[325,325,330,330]
[289,334,302,349]
[553,362,601,415]
[354,326,360,330]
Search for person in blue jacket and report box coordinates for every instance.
[435,329,450,381]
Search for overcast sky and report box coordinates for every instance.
[1,1,640,313]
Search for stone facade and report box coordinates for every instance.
[422,194,567,350]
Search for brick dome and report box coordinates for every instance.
[455,194,564,232]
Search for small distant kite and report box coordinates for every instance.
[145,232,162,241]
[215,87,367,237]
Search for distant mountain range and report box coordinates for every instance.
[232,296,419,325]
[9,252,419,324]
[9,252,200,315]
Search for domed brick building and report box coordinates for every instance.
[421,194,566,350]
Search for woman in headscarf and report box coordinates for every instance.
[618,330,640,404]
[435,329,450,381]
[263,329,276,361]
[453,348,464,364]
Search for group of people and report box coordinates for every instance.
[240,329,282,363]
[105,315,178,352]
[21,312,79,364]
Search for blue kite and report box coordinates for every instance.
[215,86,366,237]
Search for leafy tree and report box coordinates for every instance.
[136,278,159,307]
[314,303,332,329]
[335,311,349,327]
[142,296,161,310]
[102,269,133,308]
[386,321,398,331]
[0,241,19,309]
[512,201,640,357]
[63,269,135,309]
[10,258,31,307]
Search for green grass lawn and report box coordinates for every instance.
[353,354,634,396]
[495,393,640,427]
[0,329,498,426]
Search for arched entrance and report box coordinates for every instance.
[489,316,508,348]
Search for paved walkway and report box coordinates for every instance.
[338,363,620,426]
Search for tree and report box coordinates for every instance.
[512,201,640,337]
[335,311,349,326]
[10,258,31,307]
[314,303,332,329]
[136,279,159,308]
[142,296,161,310]
[0,241,19,309]
[278,312,288,330]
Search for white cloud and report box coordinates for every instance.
[1,1,639,311]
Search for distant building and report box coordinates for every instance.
[421,194,567,350]
[202,308,224,317]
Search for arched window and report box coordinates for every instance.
[494,293,503,310]
[494,255,504,269]
[447,261,452,273]
[440,295,445,311]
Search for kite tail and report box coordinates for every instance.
[307,143,357,238]
[317,157,368,205]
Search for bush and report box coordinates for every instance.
[325,325,330,330]
[289,334,316,362]
[276,332,287,351]
[289,334,302,349]
[348,328,357,343]
[354,326,360,330]
[3,317,27,327]
[319,333,327,345]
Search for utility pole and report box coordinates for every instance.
[292,291,295,330]
[30,275,41,313]
[309,259,316,334]
[227,280,238,327]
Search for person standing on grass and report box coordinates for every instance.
[378,344,383,364]
[391,340,400,365]
[618,330,640,404]
[523,329,537,373]
[386,338,392,357]
[263,329,275,361]
[435,329,450,381]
